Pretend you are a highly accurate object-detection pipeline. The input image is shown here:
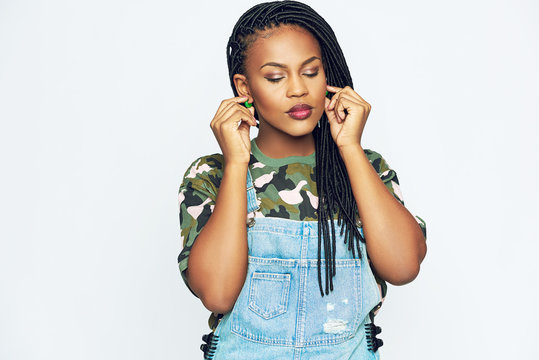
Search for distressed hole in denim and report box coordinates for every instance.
[323,319,349,334]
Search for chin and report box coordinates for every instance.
[283,123,318,137]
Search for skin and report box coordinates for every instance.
[234,25,327,158]
[186,24,427,314]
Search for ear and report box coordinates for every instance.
[233,74,253,102]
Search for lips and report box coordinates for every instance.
[286,103,313,120]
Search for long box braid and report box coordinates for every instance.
[226,0,365,297]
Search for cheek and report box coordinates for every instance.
[251,86,281,115]
[311,73,327,95]
[317,76,327,94]
[314,81,327,108]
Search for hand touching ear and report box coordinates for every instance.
[324,85,371,149]
[210,95,257,165]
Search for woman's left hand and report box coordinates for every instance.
[324,85,371,148]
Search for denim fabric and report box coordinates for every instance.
[210,167,382,360]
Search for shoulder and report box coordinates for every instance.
[363,148,392,173]
[180,153,225,194]
[182,153,224,177]
[363,148,384,164]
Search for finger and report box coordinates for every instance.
[327,85,366,109]
[237,120,251,133]
[334,95,360,123]
[217,100,241,120]
[220,106,252,128]
[324,97,337,124]
[338,87,371,113]
[232,96,256,121]
[212,101,238,129]
[328,90,343,110]
[338,93,369,116]
[340,86,367,104]
[336,93,362,107]
[215,95,249,119]
[214,100,255,129]
[247,104,255,117]
[327,86,348,110]
[233,107,257,128]
[220,106,257,128]
[231,94,249,103]
[326,84,342,93]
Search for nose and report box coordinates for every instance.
[286,73,308,98]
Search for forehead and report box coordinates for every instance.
[246,25,322,68]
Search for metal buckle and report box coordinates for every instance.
[246,217,256,227]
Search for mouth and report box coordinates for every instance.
[286,103,313,120]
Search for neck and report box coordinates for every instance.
[255,127,315,159]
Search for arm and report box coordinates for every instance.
[186,162,249,314]
[182,95,256,314]
[324,84,426,286]
[339,144,427,285]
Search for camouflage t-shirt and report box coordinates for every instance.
[178,137,427,330]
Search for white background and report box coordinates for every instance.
[1,0,538,359]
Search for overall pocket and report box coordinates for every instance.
[231,260,298,346]
[248,272,291,319]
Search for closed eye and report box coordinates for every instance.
[265,71,319,83]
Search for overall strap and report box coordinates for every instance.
[246,166,260,227]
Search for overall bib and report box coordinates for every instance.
[205,167,383,360]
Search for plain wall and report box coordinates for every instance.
[1,0,538,359]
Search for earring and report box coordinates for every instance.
[244,101,253,108]
[325,90,329,96]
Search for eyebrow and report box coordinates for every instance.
[259,56,321,70]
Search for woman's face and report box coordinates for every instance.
[235,25,327,138]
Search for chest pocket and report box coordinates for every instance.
[248,272,291,319]
[230,257,297,345]
[230,256,364,347]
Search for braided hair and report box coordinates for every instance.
[226,0,365,297]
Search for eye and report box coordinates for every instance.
[304,71,319,78]
[266,77,283,83]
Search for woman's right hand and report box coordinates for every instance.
[210,95,257,165]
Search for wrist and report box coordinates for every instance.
[338,142,363,158]
[223,152,250,167]
[223,160,249,172]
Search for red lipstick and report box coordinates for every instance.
[286,103,313,120]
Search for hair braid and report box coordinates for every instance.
[226,0,365,297]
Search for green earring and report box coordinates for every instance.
[244,101,253,108]
[325,90,329,96]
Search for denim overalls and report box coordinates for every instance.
[203,166,383,360]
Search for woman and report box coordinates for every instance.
[177,1,427,358]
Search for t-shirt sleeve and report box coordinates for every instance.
[367,149,427,241]
[177,156,222,297]
[365,149,428,308]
